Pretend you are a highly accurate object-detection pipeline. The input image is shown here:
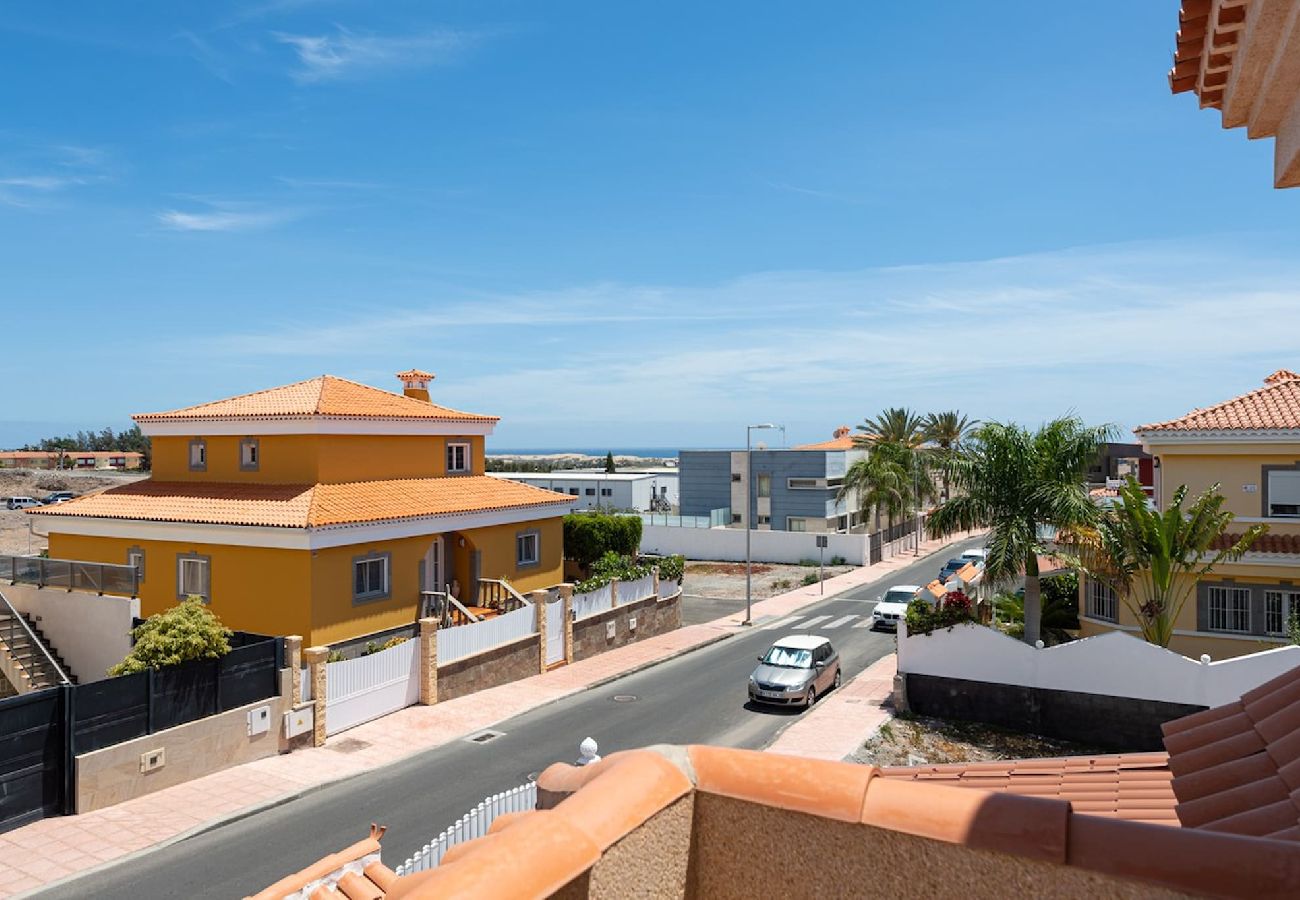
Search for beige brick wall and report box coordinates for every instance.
[437,633,541,702]
[571,594,681,662]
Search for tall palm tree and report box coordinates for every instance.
[856,408,926,449]
[838,442,911,532]
[1066,478,1265,647]
[926,417,1114,645]
[923,411,979,501]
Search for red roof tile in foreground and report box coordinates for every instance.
[1162,663,1300,840]
[28,476,572,528]
[133,375,497,423]
[250,745,1300,899]
[1211,532,1300,555]
[1137,369,1300,433]
[878,753,1179,826]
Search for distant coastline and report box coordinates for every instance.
[488,448,681,458]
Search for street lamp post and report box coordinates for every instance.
[744,423,784,626]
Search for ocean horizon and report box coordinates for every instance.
[488,448,682,457]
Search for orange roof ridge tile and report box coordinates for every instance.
[134,375,497,423]
[30,476,573,529]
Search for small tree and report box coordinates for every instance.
[108,596,233,676]
[604,451,616,474]
[563,513,643,567]
[1068,478,1265,647]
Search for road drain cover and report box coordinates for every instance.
[465,729,504,744]
[612,695,637,703]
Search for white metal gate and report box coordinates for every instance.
[324,638,420,735]
[545,597,565,666]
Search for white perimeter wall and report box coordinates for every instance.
[898,621,1300,709]
[5,583,139,683]
[640,523,869,565]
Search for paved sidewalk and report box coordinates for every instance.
[764,653,897,762]
[4,530,974,898]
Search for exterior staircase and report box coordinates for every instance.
[0,592,74,692]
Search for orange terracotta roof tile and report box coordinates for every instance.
[792,433,870,451]
[1212,532,1300,555]
[1137,370,1300,433]
[394,369,435,381]
[1161,664,1300,839]
[134,375,496,423]
[29,476,573,528]
[878,753,1179,827]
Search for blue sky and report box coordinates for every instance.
[2,1,1298,450]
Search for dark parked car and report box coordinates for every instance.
[41,491,76,505]
[748,635,841,708]
[937,558,968,582]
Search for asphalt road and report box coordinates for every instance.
[42,537,981,899]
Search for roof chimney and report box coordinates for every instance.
[833,425,850,439]
[396,369,435,403]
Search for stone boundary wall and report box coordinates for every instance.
[75,669,292,813]
[438,633,541,702]
[572,592,682,662]
[903,673,1205,751]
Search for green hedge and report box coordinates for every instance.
[563,513,642,567]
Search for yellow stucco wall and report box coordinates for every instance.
[48,513,564,647]
[1153,442,1300,535]
[1079,562,1295,660]
[151,434,486,484]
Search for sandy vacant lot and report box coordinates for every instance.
[681,560,855,600]
[0,469,147,556]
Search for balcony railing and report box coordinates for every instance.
[0,555,139,598]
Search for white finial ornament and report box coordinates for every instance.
[578,737,600,766]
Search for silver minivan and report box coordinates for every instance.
[6,496,40,510]
[748,635,841,708]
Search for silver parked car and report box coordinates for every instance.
[748,635,841,708]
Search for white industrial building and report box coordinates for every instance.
[492,471,678,512]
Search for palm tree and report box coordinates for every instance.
[838,443,911,532]
[856,408,925,449]
[923,411,979,501]
[926,417,1114,645]
[1067,478,1265,647]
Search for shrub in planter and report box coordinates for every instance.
[655,554,685,585]
[904,590,975,637]
[563,513,643,568]
[108,596,232,676]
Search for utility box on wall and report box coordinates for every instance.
[247,704,271,737]
[284,705,314,739]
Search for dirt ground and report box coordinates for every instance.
[0,469,147,556]
[853,714,1105,767]
[681,559,855,600]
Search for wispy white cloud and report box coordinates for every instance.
[0,144,113,208]
[274,25,484,83]
[156,201,297,232]
[186,238,1300,444]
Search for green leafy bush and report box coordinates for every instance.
[830,555,847,566]
[904,591,975,637]
[655,554,685,584]
[1040,572,1080,629]
[108,596,233,676]
[801,572,820,586]
[993,591,1076,646]
[798,558,818,567]
[563,514,642,567]
[574,551,653,593]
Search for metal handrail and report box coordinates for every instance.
[477,578,529,612]
[0,587,71,686]
[0,554,139,598]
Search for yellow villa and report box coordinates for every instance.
[1079,369,1300,659]
[29,370,575,647]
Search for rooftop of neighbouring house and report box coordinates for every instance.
[27,475,574,528]
[792,424,872,451]
[1136,369,1300,435]
[133,374,497,424]
[250,662,1300,898]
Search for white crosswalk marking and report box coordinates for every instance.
[764,615,805,630]
[794,615,831,629]
[823,614,859,629]
[853,617,876,628]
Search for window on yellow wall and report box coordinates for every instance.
[447,442,470,474]
[353,553,390,603]
[516,531,540,567]
[240,437,260,471]
[188,439,207,472]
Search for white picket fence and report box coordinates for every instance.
[437,604,536,664]
[572,582,613,620]
[617,574,656,607]
[323,639,420,736]
[395,781,538,875]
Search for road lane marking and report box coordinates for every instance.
[823,614,858,629]
[764,615,804,630]
[794,615,831,629]
[853,618,877,628]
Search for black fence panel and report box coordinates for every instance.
[151,659,218,732]
[71,672,149,754]
[0,688,65,832]
[217,640,280,712]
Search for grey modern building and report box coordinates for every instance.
[678,444,867,533]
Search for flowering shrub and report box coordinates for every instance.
[904,590,975,636]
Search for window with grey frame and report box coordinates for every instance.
[177,553,210,600]
[127,547,145,582]
[516,531,540,567]
[446,442,470,474]
[1265,468,1300,517]
[240,437,260,471]
[353,553,390,602]
[188,438,207,472]
[1207,585,1251,633]
[1085,579,1118,623]
[1265,590,1299,636]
